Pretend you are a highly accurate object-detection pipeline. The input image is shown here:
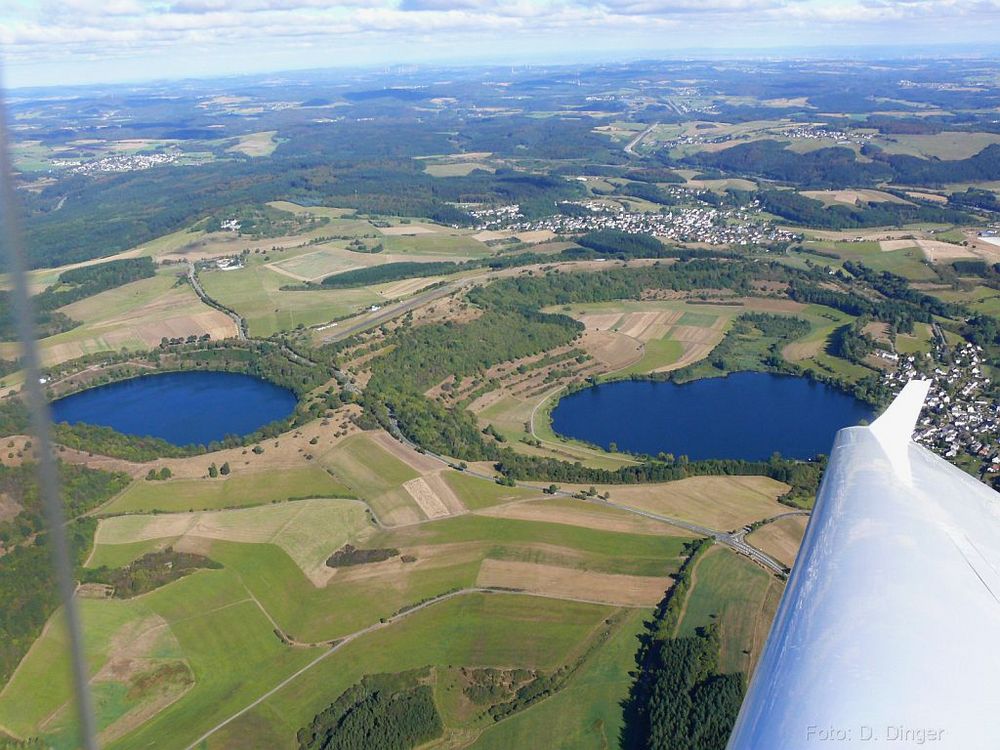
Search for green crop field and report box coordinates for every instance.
[0,570,318,750]
[803,239,937,281]
[98,465,350,514]
[929,285,1000,317]
[896,322,934,355]
[373,514,691,576]
[677,311,719,327]
[320,434,425,524]
[93,498,372,582]
[678,547,783,674]
[442,470,541,509]
[469,609,647,750]
[617,337,684,376]
[206,593,618,749]
[199,262,380,336]
[86,537,173,569]
[380,233,492,257]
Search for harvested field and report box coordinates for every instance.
[580,330,643,370]
[94,498,371,586]
[378,224,440,235]
[668,324,722,344]
[596,476,791,531]
[905,191,948,203]
[514,230,557,244]
[100,410,362,481]
[472,230,514,243]
[879,239,919,252]
[577,312,624,332]
[48,444,148,478]
[403,477,451,519]
[782,338,824,361]
[747,515,808,569]
[801,189,910,206]
[862,321,892,344]
[377,276,443,298]
[0,493,22,523]
[916,239,978,262]
[321,433,425,526]
[476,559,670,607]
[618,311,665,340]
[226,131,278,157]
[366,430,442,473]
[267,248,365,282]
[477,497,694,537]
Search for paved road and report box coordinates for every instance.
[386,419,793,575]
[183,428,800,746]
[183,585,638,749]
[624,123,656,156]
[187,262,247,340]
[318,275,482,344]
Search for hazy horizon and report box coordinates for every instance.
[3,0,1000,90]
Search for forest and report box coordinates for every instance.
[320,261,462,288]
[684,139,1000,189]
[758,190,972,229]
[297,670,443,750]
[622,540,745,750]
[356,260,828,503]
[0,461,128,685]
[82,548,222,598]
[0,257,156,340]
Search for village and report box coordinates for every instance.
[886,339,999,478]
[469,199,800,247]
[66,151,179,175]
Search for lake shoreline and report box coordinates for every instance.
[549,371,874,462]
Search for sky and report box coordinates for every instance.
[1,0,999,89]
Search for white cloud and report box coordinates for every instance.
[2,0,999,87]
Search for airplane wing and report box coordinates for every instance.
[727,380,1000,750]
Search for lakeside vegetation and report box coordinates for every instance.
[43,340,337,460]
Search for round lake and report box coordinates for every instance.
[50,371,298,446]
[549,372,874,461]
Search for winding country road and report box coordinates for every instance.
[385,419,794,575]
[182,427,803,747]
[186,262,248,340]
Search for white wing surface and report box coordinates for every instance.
[727,380,1000,750]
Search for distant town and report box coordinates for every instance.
[471,199,800,247]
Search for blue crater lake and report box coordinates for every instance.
[549,372,874,461]
[50,371,298,446]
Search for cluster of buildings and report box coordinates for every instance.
[67,151,178,175]
[471,200,799,247]
[660,133,735,150]
[776,125,874,145]
[887,342,999,475]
